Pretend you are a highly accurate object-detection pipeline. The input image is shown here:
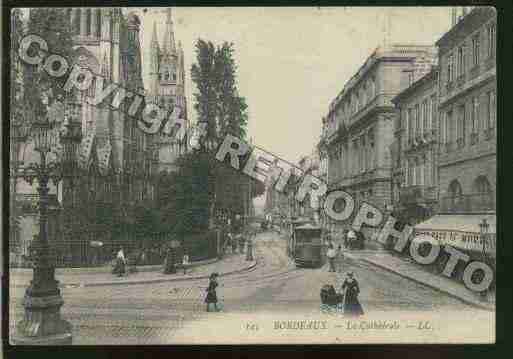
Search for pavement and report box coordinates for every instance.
[9,253,257,288]
[343,247,496,311]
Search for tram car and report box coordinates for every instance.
[287,218,310,257]
[290,224,324,268]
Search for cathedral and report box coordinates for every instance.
[12,8,189,266]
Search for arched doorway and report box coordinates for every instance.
[448,179,463,211]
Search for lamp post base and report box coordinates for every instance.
[12,294,73,345]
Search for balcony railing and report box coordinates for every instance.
[439,193,495,214]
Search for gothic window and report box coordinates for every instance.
[486,91,495,130]
[86,9,91,36]
[96,10,102,38]
[487,23,496,58]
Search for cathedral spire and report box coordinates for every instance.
[162,8,176,55]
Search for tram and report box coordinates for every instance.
[287,218,310,257]
[290,223,324,268]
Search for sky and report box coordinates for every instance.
[135,7,453,164]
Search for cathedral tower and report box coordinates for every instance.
[147,8,188,173]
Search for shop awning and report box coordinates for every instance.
[415,214,496,234]
[414,214,496,257]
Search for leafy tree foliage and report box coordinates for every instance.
[191,39,248,140]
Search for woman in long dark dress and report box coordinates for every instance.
[205,272,219,312]
[341,272,364,316]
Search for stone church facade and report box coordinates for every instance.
[13,8,189,266]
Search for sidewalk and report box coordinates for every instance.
[9,254,257,288]
[343,249,495,311]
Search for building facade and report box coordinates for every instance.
[391,67,439,225]
[13,8,189,266]
[319,44,436,237]
[436,7,496,216]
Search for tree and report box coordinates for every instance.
[191,39,249,141]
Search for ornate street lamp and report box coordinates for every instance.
[479,218,489,302]
[10,105,33,250]
[14,101,82,345]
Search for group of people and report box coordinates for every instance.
[163,247,190,275]
[321,271,364,316]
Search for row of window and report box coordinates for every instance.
[404,154,436,187]
[446,22,495,83]
[329,76,377,125]
[404,94,437,143]
[440,90,495,146]
[329,129,376,181]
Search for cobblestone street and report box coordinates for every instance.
[9,231,487,344]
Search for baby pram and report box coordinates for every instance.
[320,284,343,308]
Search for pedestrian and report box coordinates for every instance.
[231,234,238,254]
[341,271,364,316]
[238,234,245,254]
[326,243,337,272]
[115,246,126,277]
[205,272,219,312]
[182,251,189,275]
[347,230,357,249]
[246,236,254,261]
